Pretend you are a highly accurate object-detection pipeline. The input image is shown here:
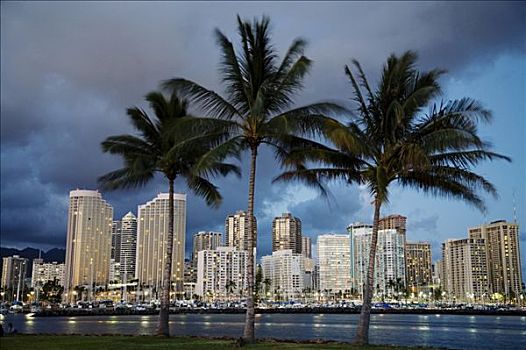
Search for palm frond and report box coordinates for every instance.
[277,38,307,75]
[186,175,223,208]
[162,78,241,120]
[101,135,155,157]
[265,102,348,137]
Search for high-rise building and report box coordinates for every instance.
[193,231,223,260]
[405,242,433,293]
[468,220,522,300]
[195,246,247,299]
[136,193,186,294]
[442,238,490,301]
[261,249,306,300]
[190,231,222,283]
[317,234,351,294]
[272,213,302,254]
[433,259,444,287]
[32,260,65,287]
[110,220,122,283]
[379,214,407,236]
[109,259,121,283]
[348,224,405,298]
[1,255,28,301]
[302,236,312,258]
[120,211,137,284]
[64,190,113,299]
[225,211,256,251]
[111,221,122,264]
[303,256,316,290]
[183,258,196,298]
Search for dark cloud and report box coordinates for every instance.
[1,2,525,268]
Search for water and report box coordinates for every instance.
[2,313,525,349]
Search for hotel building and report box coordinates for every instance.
[442,238,490,301]
[468,220,522,300]
[64,190,113,298]
[136,193,186,294]
[405,242,433,293]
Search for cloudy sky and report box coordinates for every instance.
[1,2,525,270]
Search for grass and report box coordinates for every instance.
[0,335,437,350]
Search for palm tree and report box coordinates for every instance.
[98,90,239,336]
[263,278,272,300]
[275,51,510,345]
[226,280,237,301]
[163,15,345,343]
[387,279,396,299]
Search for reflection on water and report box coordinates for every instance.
[1,313,525,350]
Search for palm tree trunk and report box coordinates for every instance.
[157,177,175,336]
[243,145,258,343]
[353,196,381,345]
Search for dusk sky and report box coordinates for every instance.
[1,2,525,271]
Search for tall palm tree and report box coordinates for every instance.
[98,90,239,336]
[275,51,510,345]
[226,280,237,301]
[163,15,345,343]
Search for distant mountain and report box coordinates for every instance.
[0,246,66,277]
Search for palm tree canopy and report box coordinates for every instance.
[98,90,240,207]
[162,15,348,162]
[276,51,510,212]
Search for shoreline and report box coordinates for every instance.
[28,307,526,317]
[0,334,444,350]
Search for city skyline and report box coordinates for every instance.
[1,200,522,304]
[1,2,525,273]
[1,186,523,265]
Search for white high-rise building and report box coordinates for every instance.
[32,260,65,287]
[348,223,406,298]
[120,211,137,283]
[261,249,305,300]
[189,231,223,283]
[64,190,113,299]
[317,234,351,294]
[195,246,247,299]
[225,211,256,251]
[136,193,186,294]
